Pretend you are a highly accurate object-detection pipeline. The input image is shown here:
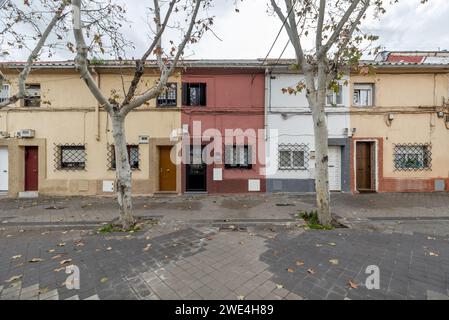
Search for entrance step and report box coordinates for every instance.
[18,191,39,199]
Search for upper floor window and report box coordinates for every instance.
[225,145,253,169]
[182,83,206,106]
[394,144,432,171]
[353,83,373,107]
[326,85,343,107]
[24,84,41,107]
[157,83,177,107]
[54,144,86,171]
[0,84,10,103]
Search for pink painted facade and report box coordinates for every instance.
[181,67,266,194]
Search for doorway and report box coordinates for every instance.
[186,145,207,192]
[25,146,39,191]
[159,146,177,192]
[356,142,375,192]
[0,147,8,192]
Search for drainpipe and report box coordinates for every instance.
[91,67,101,141]
[264,68,272,141]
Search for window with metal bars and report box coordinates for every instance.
[157,83,177,107]
[24,84,41,107]
[278,143,309,171]
[225,145,253,169]
[0,84,9,103]
[107,144,140,170]
[54,144,86,171]
[394,144,432,171]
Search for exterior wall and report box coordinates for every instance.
[181,70,266,193]
[265,73,351,193]
[350,71,449,193]
[0,69,182,196]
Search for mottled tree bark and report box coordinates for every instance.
[111,114,134,229]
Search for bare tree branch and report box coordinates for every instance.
[0,0,68,109]
[320,0,362,54]
[122,0,176,106]
[72,0,113,113]
[120,0,203,115]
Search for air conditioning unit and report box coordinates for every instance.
[0,131,9,139]
[17,129,35,138]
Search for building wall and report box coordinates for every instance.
[181,71,266,193]
[0,69,182,196]
[265,73,351,193]
[350,71,449,192]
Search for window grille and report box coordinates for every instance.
[107,144,140,170]
[225,145,253,169]
[394,144,432,171]
[54,144,86,171]
[24,84,41,107]
[157,83,177,107]
[278,143,309,171]
[0,84,9,103]
[182,83,207,106]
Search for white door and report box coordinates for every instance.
[328,146,341,191]
[0,147,8,191]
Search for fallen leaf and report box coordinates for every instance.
[239,241,245,245]
[287,268,295,273]
[47,249,55,253]
[427,236,436,240]
[60,259,72,265]
[19,229,25,233]
[429,251,439,257]
[307,268,316,275]
[11,255,22,260]
[237,295,245,300]
[100,277,108,283]
[52,254,66,260]
[5,275,22,283]
[329,259,339,265]
[315,244,323,247]
[39,287,49,295]
[54,267,65,272]
[106,247,112,251]
[276,284,283,289]
[76,242,85,247]
[29,258,44,263]
[328,242,337,246]
[348,280,358,289]
[296,261,305,266]
[57,242,66,247]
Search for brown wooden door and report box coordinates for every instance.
[159,146,176,191]
[25,146,39,191]
[356,142,372,191]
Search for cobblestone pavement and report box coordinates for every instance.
[1,221,448,300]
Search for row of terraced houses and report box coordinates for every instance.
[1,51,449,197]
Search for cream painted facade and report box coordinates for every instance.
[350,66,449,192]
[0,66,182,196]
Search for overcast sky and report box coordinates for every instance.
[3,0,449,61]
[123,0,449,61]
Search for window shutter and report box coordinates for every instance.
[199,83,207,106]
[182,83,189,106]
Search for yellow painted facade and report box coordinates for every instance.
[0,67,182,196]
[350,67,449,192]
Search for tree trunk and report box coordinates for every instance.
[111,113,135,229]
[309,65,332,227]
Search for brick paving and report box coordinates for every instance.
[1,193,449,300]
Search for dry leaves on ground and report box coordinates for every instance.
[348,280,358,289]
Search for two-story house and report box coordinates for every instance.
[180,61,266,193]
[264,62,352,193]
[350,51,449,192]
[0,61,182,197]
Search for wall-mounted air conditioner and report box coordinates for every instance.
[0,131,9,139]
[16,129,35,138]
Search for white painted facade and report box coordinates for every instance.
[265,72,351,192]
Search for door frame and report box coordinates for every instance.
[354,139,378,192]
[185,145,207,192]
[24,146,39,192]
[0,147,8,192]
[158,146,177,192]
